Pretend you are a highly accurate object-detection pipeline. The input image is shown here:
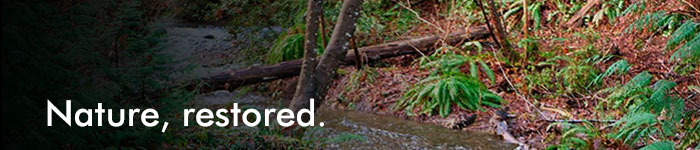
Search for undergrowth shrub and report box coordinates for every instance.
[597,70,690,148]
[598,71,652,112]
[589,59,630,87]
[395,47,503,117]
[541,55,599,94]
[667,20,699,64]
[266,32,305,64]
[546,122,598,150]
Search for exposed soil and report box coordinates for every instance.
[263,1,699,149]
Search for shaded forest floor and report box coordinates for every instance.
[253,0,700,149]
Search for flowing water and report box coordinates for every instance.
[158,20,515,149]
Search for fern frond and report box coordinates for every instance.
[394,73,503,117]
[266,33,304,64]
[547,122,596,149]
[670,31,700,62]
[612,112,659,146]
[600,71,651,111]
[640,140,674,150]
[398,50,503,117]
[666,20,698,51]
[478,60,496,84]
[590,59,630,87]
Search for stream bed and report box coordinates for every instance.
[158,20,515,149]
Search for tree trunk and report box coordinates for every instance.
[290,0,323,112]
[290,0,364,112]
[484,0,519,61]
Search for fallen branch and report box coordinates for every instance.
[564,0,600,28]
[546,119,617,123]
[187,26,490,91]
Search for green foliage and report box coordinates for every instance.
[266,33,305,64]
[599,71,652,111]
[680,117,700,149]
[346,67,379,92]
[640,140,675,150]
[592,0,626,25]
[503,0,544,30]
[546,122,597,150]
[626,11,684,33]
[590,59,630,87]
[523,68,556,97]
[667,21,700,64]
[395,72,503,117]
[622,0,646,15]
[419,47,496,84]
[611,112,659,145]
[603,73,687,147]
[543,55,599,94]
[665,20,698,50]
[395,49,503,117]
[356,0,419,45]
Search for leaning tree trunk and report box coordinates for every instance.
[484,0,519,62]
[289,0,363,112]
[290,0,323,112]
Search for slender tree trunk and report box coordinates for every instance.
[485,0,519,62]
[291,0,323,112]
[290,0,364,112]
[474,0,501,48]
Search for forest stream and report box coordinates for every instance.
[157,19,515,149]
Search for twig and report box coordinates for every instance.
[473,0,502,48]
[546,119,617,123]
[396,0,446,34]
[490,46,551,120]
[351,38,363,69]
[681,0,700,14]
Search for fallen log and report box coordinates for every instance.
[189,26,490,91]
[564,0,600,28]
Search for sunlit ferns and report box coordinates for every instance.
[395,47,503,117]
[667,20,699,63]
[545,122,598,150]
[589,59,630,87]
[602,72,687,147]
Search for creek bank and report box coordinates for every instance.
[156,19,517,148]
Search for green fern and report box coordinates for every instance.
[669,26,700,63]
[545,56,599,94]
[626,11,683,33]
[265,33,305,64]
[681,118,700,149]
[345,67,378,92]
[396,49,502,117]
[598,71,651,112]
[640,140,675,150]
[665,20,698,51]
[394,72,503,117]
[612,112,659,146]
[622,0,646,15]
[589,59,630,87]
[546,122,597,150]
[606,76,688,147]
[419,48,496,84]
